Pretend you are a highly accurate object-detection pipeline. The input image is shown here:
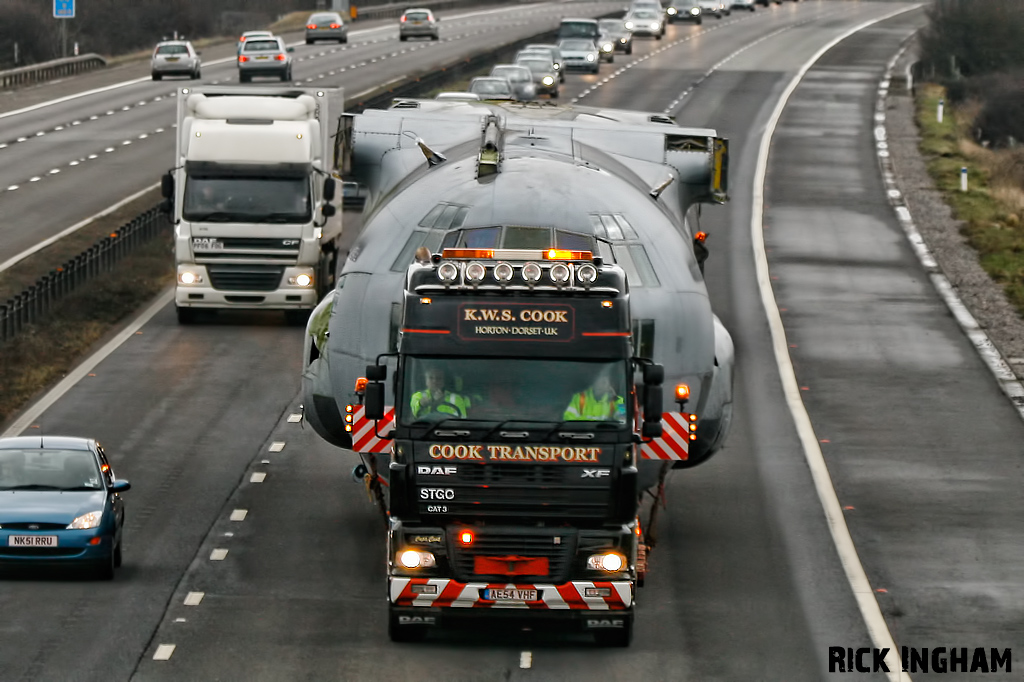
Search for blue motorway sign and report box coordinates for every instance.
[54,0,75,19]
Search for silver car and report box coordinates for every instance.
[731,0,757,10]
[238,36,294,82]
[514,56,559,98]
[399,8,440,41]
[624,8,666,37]
[237,30,273,55]
[598,19,633,55]
[558,39,601,73]
[305,12,348,44]
[151,41,201,81]
[490,64,537,101]
[522,44,565,82]
[698,0,723,17]
[468,77,515,101]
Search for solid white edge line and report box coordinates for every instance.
[0,181,160,275]
[1,288,174,438]
[875,51,1024,423]
[0,1,563,121]
[752,6,923,682]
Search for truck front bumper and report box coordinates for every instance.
[176,264,318,310]
[390,577,633,630]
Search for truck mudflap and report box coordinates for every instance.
[348,406,696,460]
[390,578,632,609]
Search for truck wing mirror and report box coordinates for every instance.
[322,203,337,218]
[643,384,662,419]
[323,177,336,201]
[641,420,662,439]
[365,383,385,420]
[642,363,664,386]
[160,171,174,199]
[365,364,387,381]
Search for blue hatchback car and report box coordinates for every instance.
[0,436,129,579]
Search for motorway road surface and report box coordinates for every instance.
[4,1,1023,680]
[0,0,622,268]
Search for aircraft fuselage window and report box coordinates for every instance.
[629,244,660,287]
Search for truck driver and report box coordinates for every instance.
[564,372,626,422]
[410,367,472,419]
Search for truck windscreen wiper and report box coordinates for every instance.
[185,211,237,222]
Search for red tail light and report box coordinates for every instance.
[239,36,247,41]
[238,55,249,63]
[275,54,286,61]
[401,15,407,22]
[330,23,341,28]
[307,24,317,29]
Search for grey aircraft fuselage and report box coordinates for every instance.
[301,99,735,486]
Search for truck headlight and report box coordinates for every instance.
[288,273,314,287]
[67,511,103,530]
[542,75,554,86]
[587,552,626,572]
[398,549,436,569]
[178,268,204,286]
[667,6,678,14]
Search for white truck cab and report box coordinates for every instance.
[162,86,344,324]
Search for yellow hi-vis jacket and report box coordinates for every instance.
[411,390,471,418]
[564,389,625,421]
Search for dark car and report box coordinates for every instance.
[305,12,348,44]
[515,56,560,98]
[490,64,537,101]
[468,76,516,101]
[0,436,130,579]
[598,19,634,55]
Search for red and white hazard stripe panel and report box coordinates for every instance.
[349,405,395,453]
[390,578,632,610]
[640,412,695,460]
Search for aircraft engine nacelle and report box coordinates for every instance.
[675,314,735,468]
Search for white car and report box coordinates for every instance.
[624,8,666,38]
[732,0,757,9]
[557,39,601,74]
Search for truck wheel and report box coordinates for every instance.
[388,614,428,643]
[593,621,633,647]
[176,307,197,324]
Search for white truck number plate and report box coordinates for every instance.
[9,535,57,547]
[484,588,538,602]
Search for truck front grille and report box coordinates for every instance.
[449,527,576,583]
[208,265,285,291]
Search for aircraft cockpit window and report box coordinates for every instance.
[600,215,624,241]
[418,204,446,228]
[420,203,470,229]
[588,215,607,240]
[629,244,660,287]
[613,214,638,239]
[435,204,463,230]
[504,226,552,249]
[556,230,594,252]
[392,230,447,271]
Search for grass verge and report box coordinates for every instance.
[915,83,1024,314]
[0,227,173,426]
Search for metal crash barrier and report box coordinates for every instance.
[0,207,166,343]
[0,54,107,91]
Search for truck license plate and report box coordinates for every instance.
[484,588,538,602]
[9,535,57,547]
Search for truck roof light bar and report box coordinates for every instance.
[440,248,593,261]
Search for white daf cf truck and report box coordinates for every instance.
[161,86,344,325]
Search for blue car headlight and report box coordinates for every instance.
[67,511,104,530]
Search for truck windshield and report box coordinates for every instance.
[183,176,311,223]
[400,357,629,425]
